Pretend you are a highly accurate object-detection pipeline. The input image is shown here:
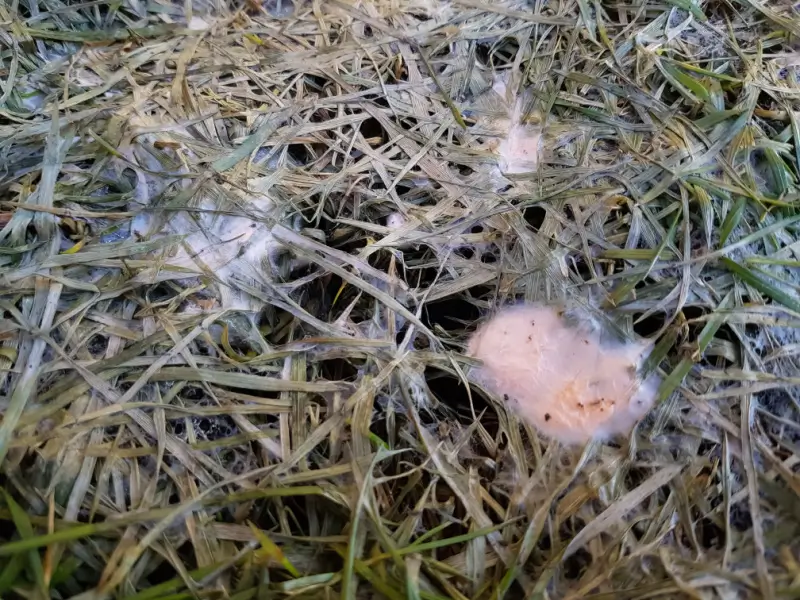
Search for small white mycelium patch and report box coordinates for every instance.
[187,16,211,31]
[152,180,284,312]
[385,212,407,229]
[470,72,543,177]
[468,304,660,445]
[490,76,543,175]
[122,115,290,313]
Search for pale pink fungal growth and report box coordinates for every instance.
[467,305,659,445]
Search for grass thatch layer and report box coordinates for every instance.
[1,0,800,598]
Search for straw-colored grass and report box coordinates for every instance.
[1,0,799,597]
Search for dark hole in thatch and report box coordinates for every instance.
[560,518,586,540]
[372,94,391,109]
[537,534,552,554]
[256,305,296,341]
[424,368,499,434]
[682,305,707,322]
[568,255,595,283]
[318,357,359,382]
[287,144,312,165]
[458,164,475,177]
[624,465,652,490]
[425,368,480,407]
[455,246,474,260]
[183,386,206,401]
[744,322,761,340]
[421,287,487,333]
[330,228,369,255]
[491,38,521,66]
[475,43,492,67]
[359,117,387,144]
[147,282,179,304]
[563,546,593,580]
[698,439,719,456]
[172,420,186,437]
[303,73,328,93]
[394,183,413,196]
[369,412,392,448]
[16,2,31,17]
[402,260,436,286]
[524,205,546,231]
[317,273,359,319]
[697,516,726,549]
[0,499,18,541]
[429,44,451,62]
[729,503,753,532]
[632,312,667,337]
[88,334,109,358]
[309,108,333,124]
[193,416,239,442]
[145,543,192,585]
[602,3,623,22]
[562,202,576,223]
[659,83,684,107]
[103,424,121,440]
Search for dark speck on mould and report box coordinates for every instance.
[503,394,509,401]
[545,413,551,421]
[531,321,535,326]
[584,339,589,345]
[528,335,532,341]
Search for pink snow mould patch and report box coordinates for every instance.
[467,304,660,445]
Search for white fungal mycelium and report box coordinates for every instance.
[122,115,292,313]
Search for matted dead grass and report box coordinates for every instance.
[1,0,800,598]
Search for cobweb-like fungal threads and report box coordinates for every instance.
[467,305,660,444]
